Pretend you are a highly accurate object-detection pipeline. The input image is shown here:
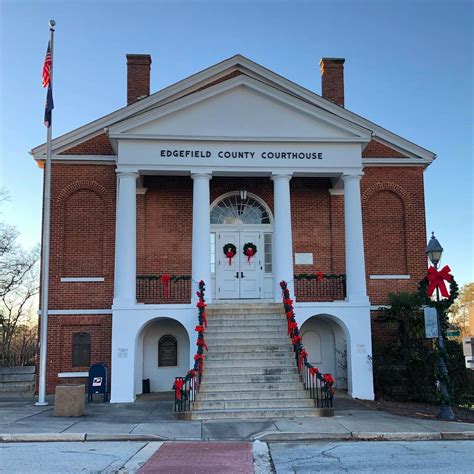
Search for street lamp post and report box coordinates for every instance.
[426,232,455,421]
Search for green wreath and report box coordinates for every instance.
[243,242,257,263]
[223,243,237,265]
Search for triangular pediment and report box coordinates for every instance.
[109,75,371,142]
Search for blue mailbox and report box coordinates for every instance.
[88,362,109,402]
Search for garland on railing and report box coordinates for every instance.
[136,274,192,282]
[294,273,346,281]
[280,280,335,399]
[173,280,207,405]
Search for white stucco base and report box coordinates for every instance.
[110,301,374,403]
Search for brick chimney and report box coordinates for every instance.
[126,54,152,105]
[319,58,345,107]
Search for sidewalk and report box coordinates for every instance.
[1,393,473,443]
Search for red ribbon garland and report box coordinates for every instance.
[292,335,302,346]
[161,274,171,298]
[309,367,319,380]
[201,311,208,328]
[195,325,205,333]
[427,265,452,298]
[226,250,236,265]
[197,300,206,308]
[197,338,208,352]
[299,349,308,371]
[288,321,298,336]
[174,379,184,400]
[323,373,335,385]
[245,248,255,264]
[194,354,204,375]
[283,299,293,306]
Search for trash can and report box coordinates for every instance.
[142,378,150,394]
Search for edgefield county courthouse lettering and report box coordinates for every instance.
[160,149,324,160]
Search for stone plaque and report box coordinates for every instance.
[158,335,177,367]
[294,253,313,265]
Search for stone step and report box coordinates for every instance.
[197,389,310,401]
[204,366,297,375]
[202,374,301,384]
[205,351,293,361]
[205,357,295,367]
[206,304,283,314]
[207,318,287,331]
[206,325,287,333]
[199,381,304,392]
[207,339,291,349]
[0,373,35,382]
[193,398,316,410]
[205,333,290,342]
[206,345,293,355]
[189,407,325,420]
[0,381,35,393]
[206,314,284,321]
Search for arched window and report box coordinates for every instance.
[210,194,271,224]
[158,335,177,367]
[72,333,91,367]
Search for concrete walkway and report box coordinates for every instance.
[1,393,473,443]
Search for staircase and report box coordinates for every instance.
[189,303,333,420]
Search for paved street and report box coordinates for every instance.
[269,440,474,473]
[1,440,474,473]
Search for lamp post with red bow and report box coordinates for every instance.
[426,232,455,421]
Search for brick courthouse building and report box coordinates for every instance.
[31,54,434,405]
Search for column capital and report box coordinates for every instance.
[116,171,139,180]
[191,173,212,181]
[271,173,293,182]
[342,173,363,183]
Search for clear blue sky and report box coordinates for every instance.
[1,0,472,286]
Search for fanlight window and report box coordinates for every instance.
[211,195,270,225]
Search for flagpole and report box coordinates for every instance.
[36,19,55,406]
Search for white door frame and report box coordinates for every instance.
[212,224,273,300]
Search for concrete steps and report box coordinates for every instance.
[0,366,35,393]
[186,303,333,420]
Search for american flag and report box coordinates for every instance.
[42,41,52,87]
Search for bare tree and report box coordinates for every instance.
[0,190,40,366]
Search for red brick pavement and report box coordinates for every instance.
[138,441,254,474]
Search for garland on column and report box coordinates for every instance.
[280,280,335,398]
[173,280,207,402]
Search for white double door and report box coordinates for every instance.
[216,230,263,299]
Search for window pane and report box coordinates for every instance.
[264,233,272,273]
[210,195,270,224]
[72,332,90,367]
[158,335,177,367]
[210,233,216,274]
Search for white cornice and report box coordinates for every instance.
[34,154,116,163]
[29,54,436,162]
[362,157,429,167]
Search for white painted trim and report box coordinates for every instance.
[30,54,435,162]
[363,158,429,166]
[108,134,369,143]
[60,277,105,282]
[38,309,113,315]
[370,305,391,310]
[328,188,344,196]
[58,372,88,378]
[369,275,411,280]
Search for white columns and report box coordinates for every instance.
[342,174,368,304]
[191,173,212,302]
[114,172,138,307]
[272,174,294,300]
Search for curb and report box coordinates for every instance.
[1,431,473,443]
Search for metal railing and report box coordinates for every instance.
[281,280,334,409]
[294,273,346,302]
[173,280,207,413]
[136,275,191,304]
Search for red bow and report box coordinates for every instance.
[161,274,171,298]
[323,373,335,385]
[174,378,184,399]
[280,281,287,289]
[299,349,308,371]
[316,271,324,282]
[197,300,206,308]
[309,367,319,379]
[201,311,208,328]
[195,325,205,333]
[226,250,235,265]
[427,265,452,298]
[288,321,298,336]
[286,311,294,319]
[245,248,255,263]
[292,335,302,346]
[283,299,293,307]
